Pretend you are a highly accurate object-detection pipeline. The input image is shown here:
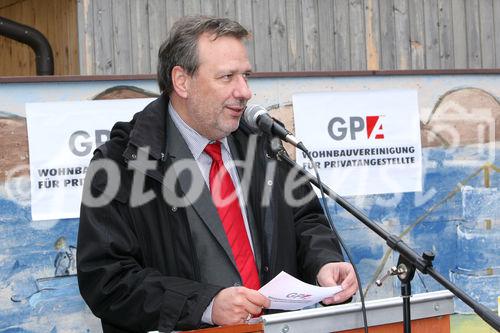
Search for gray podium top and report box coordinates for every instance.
[253,290,454,333]
[159,290,453,332]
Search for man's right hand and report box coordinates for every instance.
[211,287,270,325]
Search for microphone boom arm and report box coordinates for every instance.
[273,147,500,331]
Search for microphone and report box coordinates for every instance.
[243,104,305,150]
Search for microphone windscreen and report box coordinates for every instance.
[243,104,268,132]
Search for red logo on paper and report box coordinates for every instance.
[286,293,312,300]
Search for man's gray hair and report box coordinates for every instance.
[157,16,250,94]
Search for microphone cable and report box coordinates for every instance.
[299,146,369,333]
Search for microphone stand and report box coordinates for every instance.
[271,145,500,333]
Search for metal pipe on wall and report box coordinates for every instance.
[0,16,54,75]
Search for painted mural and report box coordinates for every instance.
[269,85,500,312]
[0,74,498,332]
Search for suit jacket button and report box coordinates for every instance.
[264,266,269,272]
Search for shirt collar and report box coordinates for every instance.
[168,102,230,159]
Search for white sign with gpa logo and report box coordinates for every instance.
[293,90,422,196]
[26,98,154,221]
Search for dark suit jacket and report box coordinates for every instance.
[77,94,344,332]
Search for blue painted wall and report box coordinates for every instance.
[328,146,499,312]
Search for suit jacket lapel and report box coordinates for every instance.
[165,115,237,269]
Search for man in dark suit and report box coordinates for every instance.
[77,16,357,333]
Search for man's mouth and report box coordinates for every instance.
[225,105,245,114]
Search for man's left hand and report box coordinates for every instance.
[317,262,358,305]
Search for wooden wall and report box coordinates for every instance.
[77,0,499,75]
[0,0,79,76]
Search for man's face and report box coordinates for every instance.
[184,33,252,140]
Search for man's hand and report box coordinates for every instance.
[317,262,358,305]
[211,286,270,326]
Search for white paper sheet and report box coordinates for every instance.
[258,271,342,310]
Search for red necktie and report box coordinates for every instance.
[204,142,260,290]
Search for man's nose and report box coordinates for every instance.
[233,75,252,100]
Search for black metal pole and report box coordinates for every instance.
[395,255,417,333]
[276,150,500,332]
[402,280,412,333]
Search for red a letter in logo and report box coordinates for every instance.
[366,116,384,139]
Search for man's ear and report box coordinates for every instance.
[171,65,190,98]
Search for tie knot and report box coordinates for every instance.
[204,141,222,162]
